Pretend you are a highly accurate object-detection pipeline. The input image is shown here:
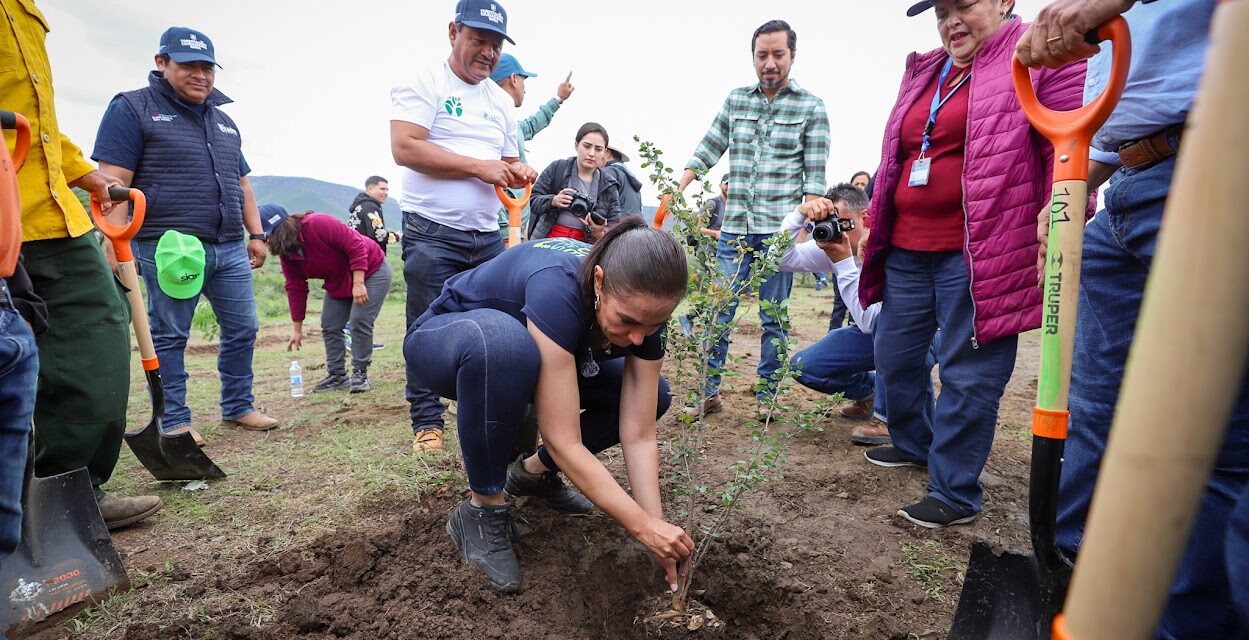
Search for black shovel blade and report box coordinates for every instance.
[123,422,225,481]
[947,542,1045,640]
[123,368,225,482]
[0,468,129,638]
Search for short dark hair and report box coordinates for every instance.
[575,122,609,148]
[850,171,871,184]
[752,20,796,55]
[825,183,869,214]
[365,176,387,188]
[265,212,309,257]
[581,215,687,309]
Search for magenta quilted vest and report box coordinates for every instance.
[859,19,1087,345]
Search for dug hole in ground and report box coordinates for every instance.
[36,273,1039,640]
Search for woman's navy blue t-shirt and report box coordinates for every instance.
[417,237,665,363]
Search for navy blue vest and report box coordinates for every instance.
[117,72,246,243]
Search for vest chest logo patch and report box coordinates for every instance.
[217,123,239,136]
[444,97,463,117]
[150,113,177,122]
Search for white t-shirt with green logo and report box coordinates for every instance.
[391,61,520,232]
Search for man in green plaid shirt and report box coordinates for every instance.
[678,19,830,416]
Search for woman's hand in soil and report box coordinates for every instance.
[636,518,694,587]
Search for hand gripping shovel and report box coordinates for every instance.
[947,19,1131,640]
[91,187,225,481]
[0,111,130,638]
[496,183,532,248]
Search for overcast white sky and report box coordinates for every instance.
[42,0,1050,203]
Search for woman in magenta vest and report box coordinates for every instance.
[857,0,1085,527]
[262,204,391,394]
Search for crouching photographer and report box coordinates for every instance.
[528,122,621,242]
[781,183,935,446]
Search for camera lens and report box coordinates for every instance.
[812,220,840,243]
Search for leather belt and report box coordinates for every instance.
[1118,125,1183,170]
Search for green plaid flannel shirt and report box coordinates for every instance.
[686,80,830,235]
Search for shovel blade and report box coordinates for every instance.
[948,542,1047,640]
[0,468,129,638]
[124,420,225,482]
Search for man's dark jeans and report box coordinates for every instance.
[1057,156,1249,639]
[402,212,504,432]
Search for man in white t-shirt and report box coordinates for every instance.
[391,0,536,455]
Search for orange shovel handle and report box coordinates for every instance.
[496,183,532,247]
[652,194,672,229]
[1,111,31,170]
[90,186,147,262]
[1012,17,1132,182]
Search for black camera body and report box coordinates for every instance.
[811,217,856,243]
[567,190,595,215]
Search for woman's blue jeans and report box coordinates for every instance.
[404,309,670,496]
[873,248,1018,516]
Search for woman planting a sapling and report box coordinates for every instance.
[403,216,694,593]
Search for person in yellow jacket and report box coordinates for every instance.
[1,0,162,529]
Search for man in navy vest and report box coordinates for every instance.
[93,27,278,441]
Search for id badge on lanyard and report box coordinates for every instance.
[910,58,967,189]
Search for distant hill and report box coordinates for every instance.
[249,176,401,225]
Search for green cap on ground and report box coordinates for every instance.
[155,230,206,299]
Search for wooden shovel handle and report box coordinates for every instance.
[496,183,532,247]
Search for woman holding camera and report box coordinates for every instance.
[528,122,621,242]
[857,0,1086,528]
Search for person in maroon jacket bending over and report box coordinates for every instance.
[262,204,392,393]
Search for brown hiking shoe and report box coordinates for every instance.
[413,429,444,454]
[838,394,874,421]
[850,418,891,446]
[166,426,205,446]
[97,493,163,530]
[683,394,723,418]
[222,411,279,431]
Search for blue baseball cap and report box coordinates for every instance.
[906,1,934,16]
[158,27,220,67]
[454,0,514,44]
[259,204,290,235]
[490,54,536,83]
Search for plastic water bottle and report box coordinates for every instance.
[289,360,304,398]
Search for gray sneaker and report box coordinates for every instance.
[312,374,351,393]
[349,370,371,393]
[505,455,593,515]
[446,498,521,593]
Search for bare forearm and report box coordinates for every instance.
[352,270,365,285]
[621,438,663,519]
[240,178,262,235]
[677,169,697,193]
[548,441,651,534]
[392,137,482,180]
